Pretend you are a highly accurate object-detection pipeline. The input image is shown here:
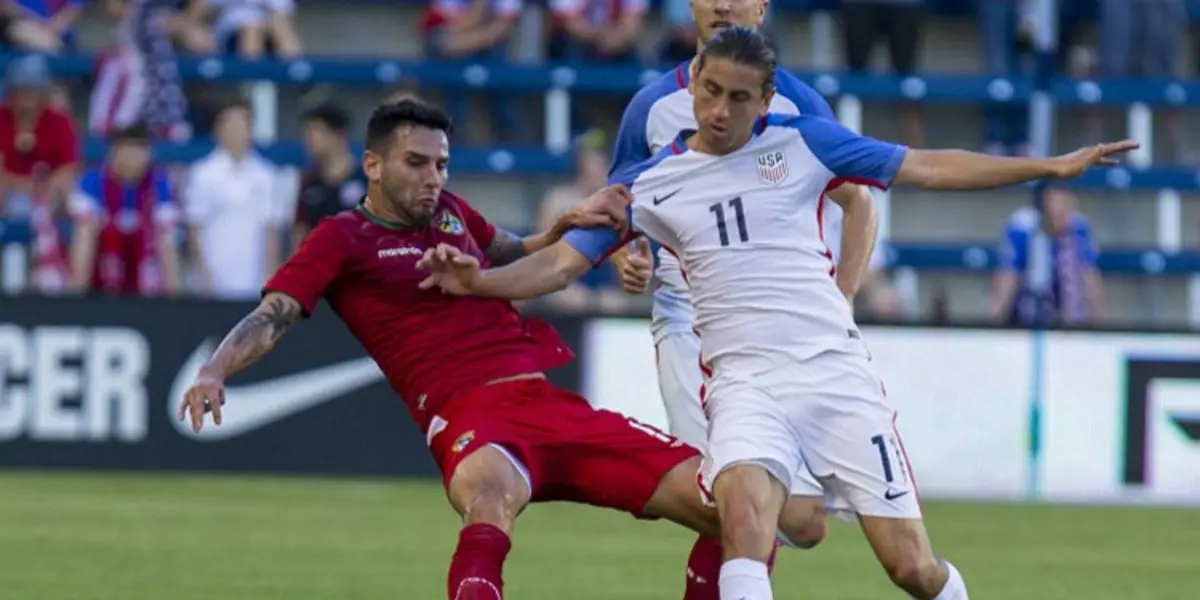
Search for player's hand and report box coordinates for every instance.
[621,237,653,294]
[1046,139,1139,179]
[178,372,226,434]
[417,243,482,295]
[571,184,633,232]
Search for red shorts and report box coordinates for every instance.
[427,378,699,518]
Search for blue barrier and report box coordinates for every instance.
[3,52,1198,106]
[2,215,1196,276]
[887,243,1200,275]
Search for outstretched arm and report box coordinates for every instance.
[892,141,1138,190]
[472,241,598,300]
[199,292,302,380]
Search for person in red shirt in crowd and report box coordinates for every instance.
[178,100,733,600]
[0,53,80,292]
[68,122,180,296]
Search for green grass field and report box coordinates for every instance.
[2,471,1197,599]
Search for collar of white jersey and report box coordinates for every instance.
[667,116,772,156]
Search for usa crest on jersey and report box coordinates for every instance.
[756,150,789,186]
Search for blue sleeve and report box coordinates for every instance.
[999,223,1027,271]
[774,69,836,120]
[78,169,102,201]
[607,88,657,184]
[153,170,173,205]
[782,115,907,189]
[564,226,634,267]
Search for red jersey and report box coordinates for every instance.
[264,191,574,432]
[0,104,79,178]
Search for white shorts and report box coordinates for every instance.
[655,331,824,499]
[698,349,922,520]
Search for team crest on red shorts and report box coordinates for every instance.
[452,430,475,453]
[756,150,789,186]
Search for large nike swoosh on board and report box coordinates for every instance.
[168,339,385,441]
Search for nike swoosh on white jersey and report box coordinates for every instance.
[168,339,385,441]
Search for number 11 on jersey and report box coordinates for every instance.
[709,197,749,247]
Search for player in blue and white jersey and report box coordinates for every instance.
[604,0,878,554]
[417,27,1136,600]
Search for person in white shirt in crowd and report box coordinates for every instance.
[184,98,284,300]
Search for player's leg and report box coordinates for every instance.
[793,353,969,600]
[776,476,828,549]
[695,382,801,600]
[654,331,708,448]
[442,444,532,600]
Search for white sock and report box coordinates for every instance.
[932,560,969,600]
[718,557,772,600]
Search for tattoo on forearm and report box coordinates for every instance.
[211,297,299,376]
[485,228,527,266]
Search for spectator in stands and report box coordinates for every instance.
[990,185,1104,327]
[421,0,521,142]
[293,103,366,252]
[0,0,84,54]
[0,54,79,214]
[209,0,302,59]
[0,54,79,293]
[657,0,695,65]
[978,0,1030,157]
[840,0,925,148]
[534,129,629,313]
[68,123,180,296]
[105,0,215,55]
[547,0,647,64]
[183,98,284,300]
[1090,0,1188,163]
[92,0,196,141]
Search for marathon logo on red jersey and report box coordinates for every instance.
[377,246,424,259]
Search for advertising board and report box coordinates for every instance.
[582,320,1200,505]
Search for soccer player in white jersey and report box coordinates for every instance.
[607,0,875,539]
[418,27,1136,600]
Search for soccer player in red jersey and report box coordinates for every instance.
[178,100,725,600]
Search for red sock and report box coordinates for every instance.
[681,536,781,600]
[682,536,722,600]
[447,523,511,600]
[766,541,779,574]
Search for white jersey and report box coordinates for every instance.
[567,114,907,365]
[609,62,838,342]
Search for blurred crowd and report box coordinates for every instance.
[0,0,1193,328]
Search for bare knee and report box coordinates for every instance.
[884,552,944,597]
[777,498,826,549]
[861,516,946,598]
[713,464,787,562]
[448,446,531,534]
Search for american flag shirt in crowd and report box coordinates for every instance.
[91,0,191,141]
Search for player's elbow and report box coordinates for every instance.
[895,151,942,189]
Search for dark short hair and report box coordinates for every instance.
[303,103,350,134]
[697,26,777,95]
[365,99,453,153]
[110,122,153,144]
[215,97,252,120]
